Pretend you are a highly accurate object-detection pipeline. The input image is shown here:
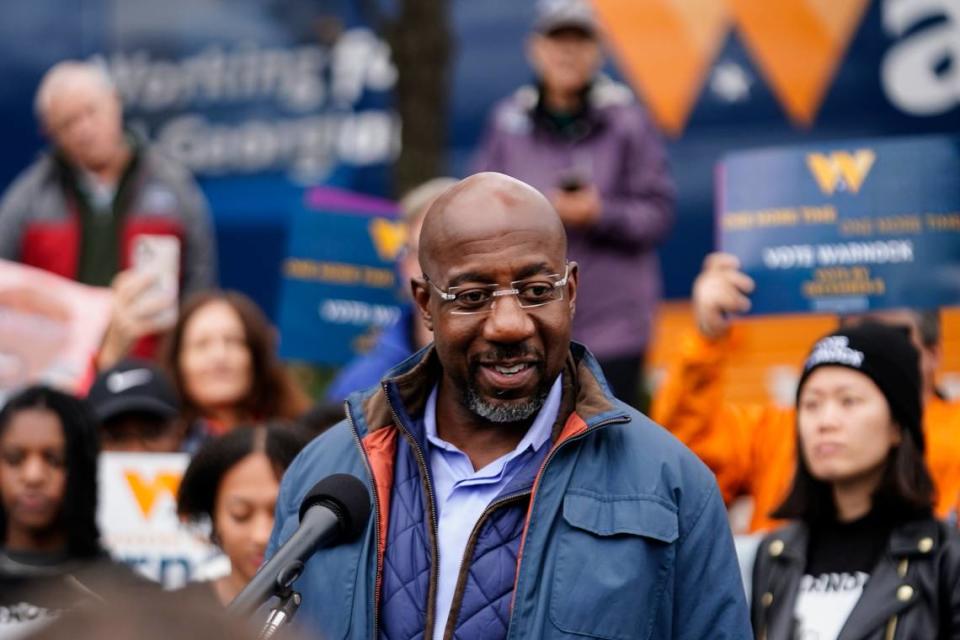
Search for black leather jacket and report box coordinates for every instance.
[751,518,960,639]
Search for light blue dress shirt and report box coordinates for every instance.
[423,376,562,640]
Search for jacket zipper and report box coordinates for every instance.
[884,616,898,640]
[385,387,442,640]
[884,558,910,640]
[345,404,384,640]
[505,414,630,636]
[442,491,532,640]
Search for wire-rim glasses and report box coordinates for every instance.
[423,263,570,315]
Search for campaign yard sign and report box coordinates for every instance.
[277,186,403,365]
[98,452,226,589]
[718,135,960,315]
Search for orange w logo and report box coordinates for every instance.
[806,149,876,195]
[368,218,407,262]
[124,470,182,519]
[592,0,871,135]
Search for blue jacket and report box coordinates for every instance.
[267,343,752,639]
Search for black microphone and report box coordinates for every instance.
[228,473,371,617]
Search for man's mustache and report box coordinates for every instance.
[470,345,544,366]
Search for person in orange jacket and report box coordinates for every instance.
[652,252,960,532]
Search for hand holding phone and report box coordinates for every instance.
[131,235,180,330]
[557,170,587,193]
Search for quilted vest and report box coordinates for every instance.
[379,416,549,640]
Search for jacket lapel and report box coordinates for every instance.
[835,555,913,640]
[836,519,937,640]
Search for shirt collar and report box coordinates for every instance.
[424,375,562,456]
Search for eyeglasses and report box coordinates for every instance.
[423,264,570,315]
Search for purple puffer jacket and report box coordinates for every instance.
[473,78,675,359]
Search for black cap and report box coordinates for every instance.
[87,359,180,423]
[796,323,923,451]
[534,0,599,36]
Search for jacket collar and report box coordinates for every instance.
[765,521,808,565]
[526,74,631,142]
[532,81,597,141]
[767,516,942,565]
[345,342,625,442]
[887,516,941,556]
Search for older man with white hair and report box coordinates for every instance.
[0,60,216,297]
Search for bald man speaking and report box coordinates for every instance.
[267,173,750,639]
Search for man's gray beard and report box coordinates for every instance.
[463,384,549,423]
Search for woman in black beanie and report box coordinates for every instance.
[751,323,960,639]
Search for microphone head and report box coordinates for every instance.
[299,473,371,541]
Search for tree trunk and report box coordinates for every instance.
[385,0,451,197]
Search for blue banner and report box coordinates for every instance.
[277,187,404,365]
[2,0,960,311]
[719,135,960,314]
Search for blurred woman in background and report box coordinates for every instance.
[162,291,310,439]
[176,423,310,606]
[751,324,960,639]
[0,386,149,635]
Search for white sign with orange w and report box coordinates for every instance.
[97,452,225,589]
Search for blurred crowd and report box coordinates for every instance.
[1,0,958,638]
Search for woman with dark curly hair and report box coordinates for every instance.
[176,423,309,606]
[751,324,960,639]
[161,290,310,440]
[0,386,150,636]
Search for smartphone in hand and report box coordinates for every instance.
[558,172,586,193]
[132,235,180,330]
[557,166,592,193]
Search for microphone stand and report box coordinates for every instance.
[256,561,304,640]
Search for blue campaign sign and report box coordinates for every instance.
[719,135,960,315]
[277,187,405,365]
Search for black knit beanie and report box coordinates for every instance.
[795,322,923,451]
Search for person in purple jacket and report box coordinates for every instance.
[473,0,675,409]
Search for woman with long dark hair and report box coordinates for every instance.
[161,290,310,439]
[176,423,309,606]
[751,324,960,639]
[0,386,149,635]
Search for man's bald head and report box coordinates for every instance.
[418,172,566,277]
[410,172,578,427]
